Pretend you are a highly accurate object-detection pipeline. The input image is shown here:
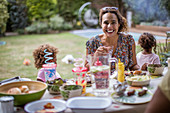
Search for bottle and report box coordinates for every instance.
[117,59,125,82]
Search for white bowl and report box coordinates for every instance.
[60,85,82,100]
[66,97,112,113]
[126,76,150,86]
[148,66,164,75]
[24,99,66,113]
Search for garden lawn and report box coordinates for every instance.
[0,32,88,81]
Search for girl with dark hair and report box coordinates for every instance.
[137,32,160,70]
[33,44,61,82]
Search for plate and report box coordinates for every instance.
[111,89,153,104]
[24,99,66,113]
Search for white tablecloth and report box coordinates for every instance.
[40,75,163,113]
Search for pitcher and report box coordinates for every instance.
[87,53,118,96]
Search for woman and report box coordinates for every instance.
[85,7,139,72]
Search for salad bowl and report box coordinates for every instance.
[126,75,150,86]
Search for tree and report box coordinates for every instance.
[0,0,9,36]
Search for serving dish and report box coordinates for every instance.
[60,85,82,100]
[66,97,112,113]
[148,64,164,75]
[24,99,66,113]
[0,81,47,106]
[126,75,150,86]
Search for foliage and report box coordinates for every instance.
[0,0,9,35]
[123,0,169,24]
[157,33,170,66]
[49,15,64,30]
[57,0,91,26]
[159,0,170,16]
[26,0,58,22]
[25,15,73,34]
[25,21,48,34]
[7,0,28,31]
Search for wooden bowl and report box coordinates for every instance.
[0,81,47,106]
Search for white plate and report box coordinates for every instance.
[24,99,66,113]
[111,89,153,104]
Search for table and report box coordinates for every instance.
[15,72,165,113]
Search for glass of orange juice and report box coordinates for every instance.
[72,67,87,94]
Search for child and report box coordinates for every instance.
[136,32,160,71]
[33,44,61,82]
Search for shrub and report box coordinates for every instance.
[49,15,73,31]
[0,0,9,35]
[26,0,57,21]
[49,15,64,30]
[7,0,28,31]
[25,21,48,34]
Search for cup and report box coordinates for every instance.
[42,64,57,82]
[87,54,117,96]
[72,67,88,94]
[0,96,14,113]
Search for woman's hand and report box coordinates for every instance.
[94,46,112,56]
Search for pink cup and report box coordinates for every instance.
[42,64,57,82]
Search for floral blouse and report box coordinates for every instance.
[86,33,134,72]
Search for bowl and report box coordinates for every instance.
[148,64,164,75]
[60,85,82,100]
[24,99,66,113]
[0,81,47,106]
[126,75,150,86]
[47,79,64,95]
[66,97,112,113]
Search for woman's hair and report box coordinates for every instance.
[138,32,157,53]
[33,44,59,69]
[99,7,128,33]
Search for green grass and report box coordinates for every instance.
[0,33,88,81]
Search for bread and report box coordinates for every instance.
[7,87,22,94]
[19,85,29,93]
[133,70,142,75]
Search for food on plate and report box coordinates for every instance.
[148,64,162,67]
[7,87,22,94]
[85,93,95,97]
[126,75,150,81]
[44,103,54,109]
[127,89,135,96]
[35,109,58,113]
[133,70,142,75]
[138,89,147,96]
[19,85,29,93]
[7,85,30,94]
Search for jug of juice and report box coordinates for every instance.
[88,53,118,96]
[117,59,125,82]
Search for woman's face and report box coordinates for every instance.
[101,13,120,38]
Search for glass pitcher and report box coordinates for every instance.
[87,53,118,96]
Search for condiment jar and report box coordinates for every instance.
[117,59,125,82]
[0,96,14,113]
